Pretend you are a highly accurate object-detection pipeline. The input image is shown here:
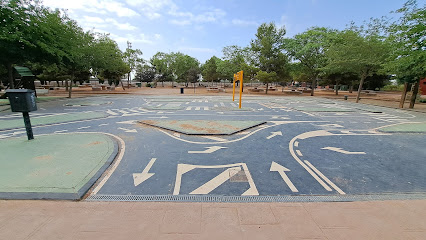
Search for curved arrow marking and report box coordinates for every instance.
[266,131,282,139]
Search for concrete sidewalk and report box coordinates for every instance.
[0,199,424,240]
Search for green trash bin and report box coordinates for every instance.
[136,82,142,87]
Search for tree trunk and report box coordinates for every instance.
[6,62,14,89]
[65,79,69,91]
[409,81,419,109]
[399,82,409,108]
[68,71,74,98]
[310,78,316,96]
[120,78,125,90]
[349,81,353,93]
[266,82,269,94]
[335,79,340,95]
[355,75,366,103]
[127,72,131,89]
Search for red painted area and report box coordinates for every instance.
[420,78,426,95]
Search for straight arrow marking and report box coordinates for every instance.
[270,161,298,192]
[133,158,157,186]
[118,127,137,133]
[321,147,366,155]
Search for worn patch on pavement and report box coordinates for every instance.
[139,120,266,135]
[377,122,426,133]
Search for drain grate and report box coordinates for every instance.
[86,193,426,202]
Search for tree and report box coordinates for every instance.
[202,56,221,85]
[150,52,174,87]
[325,30,390,102]
[250,22,289,82]
[385,0,426,108]
[284,27,335,96]
[123,41,143,89]
[135,64,156,83]
[169,52,200,86]
[256,70,277,94]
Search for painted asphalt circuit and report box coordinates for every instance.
[1,95,425,199]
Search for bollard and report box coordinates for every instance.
[180,88,184,94]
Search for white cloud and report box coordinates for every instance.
[110,33,161,44]
[126,0,173,19]
[106,18,138,30]
[43,0,139,18]
[232,19,258,27]
[170,19,191,26]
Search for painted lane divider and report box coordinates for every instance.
[133,158,157,187]
[190,167,242,194]
[321,147,366,155]
[266,131,283,139]
[148,116,168,119]
[270,162,298,192]
[188,146,227,154]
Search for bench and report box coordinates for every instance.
[92,86,102,91]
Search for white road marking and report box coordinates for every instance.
[190,167,241,194]
[318,124,344,128]
[186,107,192,110]
[99,123,109,126]
[173,133,181,138]
[220,102,225,107]
[270,162,298,192]
[304,160,346,195]
[148,116,168,119]
[117,120,136,124]
[118,127,137,133]
[321,147,366,155]
[296,150,303,156]
[202,136,227,142]
[54,130,68,133]
[133,158,157,186]
[266,131,283,139]
[195,107,201,111]
[77,126,91,130]
[204,107,209,111]
[118,110,129,114]
[173,163,258,196]
[294,141,299,147]
[188,146,227,154]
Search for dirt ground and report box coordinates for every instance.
[44,85,426,113]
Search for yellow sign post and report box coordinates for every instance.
[232,71,244,108]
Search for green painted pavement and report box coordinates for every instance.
[0,112,108,130]
[378,122,426,133]
[0,99,9,106]
[293,107,354,112]
[141,120,265,135]
[0,133,115,196]
[0,97,64,106]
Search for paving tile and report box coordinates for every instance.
[241,225,285,240]
[157,233,200,240]
[160,205,202,234]
[202,207,239,225]
[28,217,80,240]
[0,215,50,240]
[200,223,243,240]
[237,204,277,225]
[273,206,325,239]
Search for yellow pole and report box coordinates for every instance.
[239,70,243,109]
[232,74,236,101]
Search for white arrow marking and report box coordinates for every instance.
[133,158,157,186]
[266,131,283,139]
[188,146,227,154]
[148,116,168,119]
[270,162,298,192]
[117,120,136,124]
[190,167,241,194]
[118,127,138,133]
[321,147,366,155]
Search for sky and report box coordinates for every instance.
[42,0,410,63]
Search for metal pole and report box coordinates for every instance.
[22,112,34,140]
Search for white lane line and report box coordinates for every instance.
[91,133,125,195]
[118,110,129,114]
[77,126,91,130]
[195,107,201,111]
[186,107,192,110]
[304,160,346,195]
[99,123,109,126]
[202,136,227,142]
[204,107,209,111]
[296,150,303,157]
[54,130,68,133]
[294,141,299,147]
